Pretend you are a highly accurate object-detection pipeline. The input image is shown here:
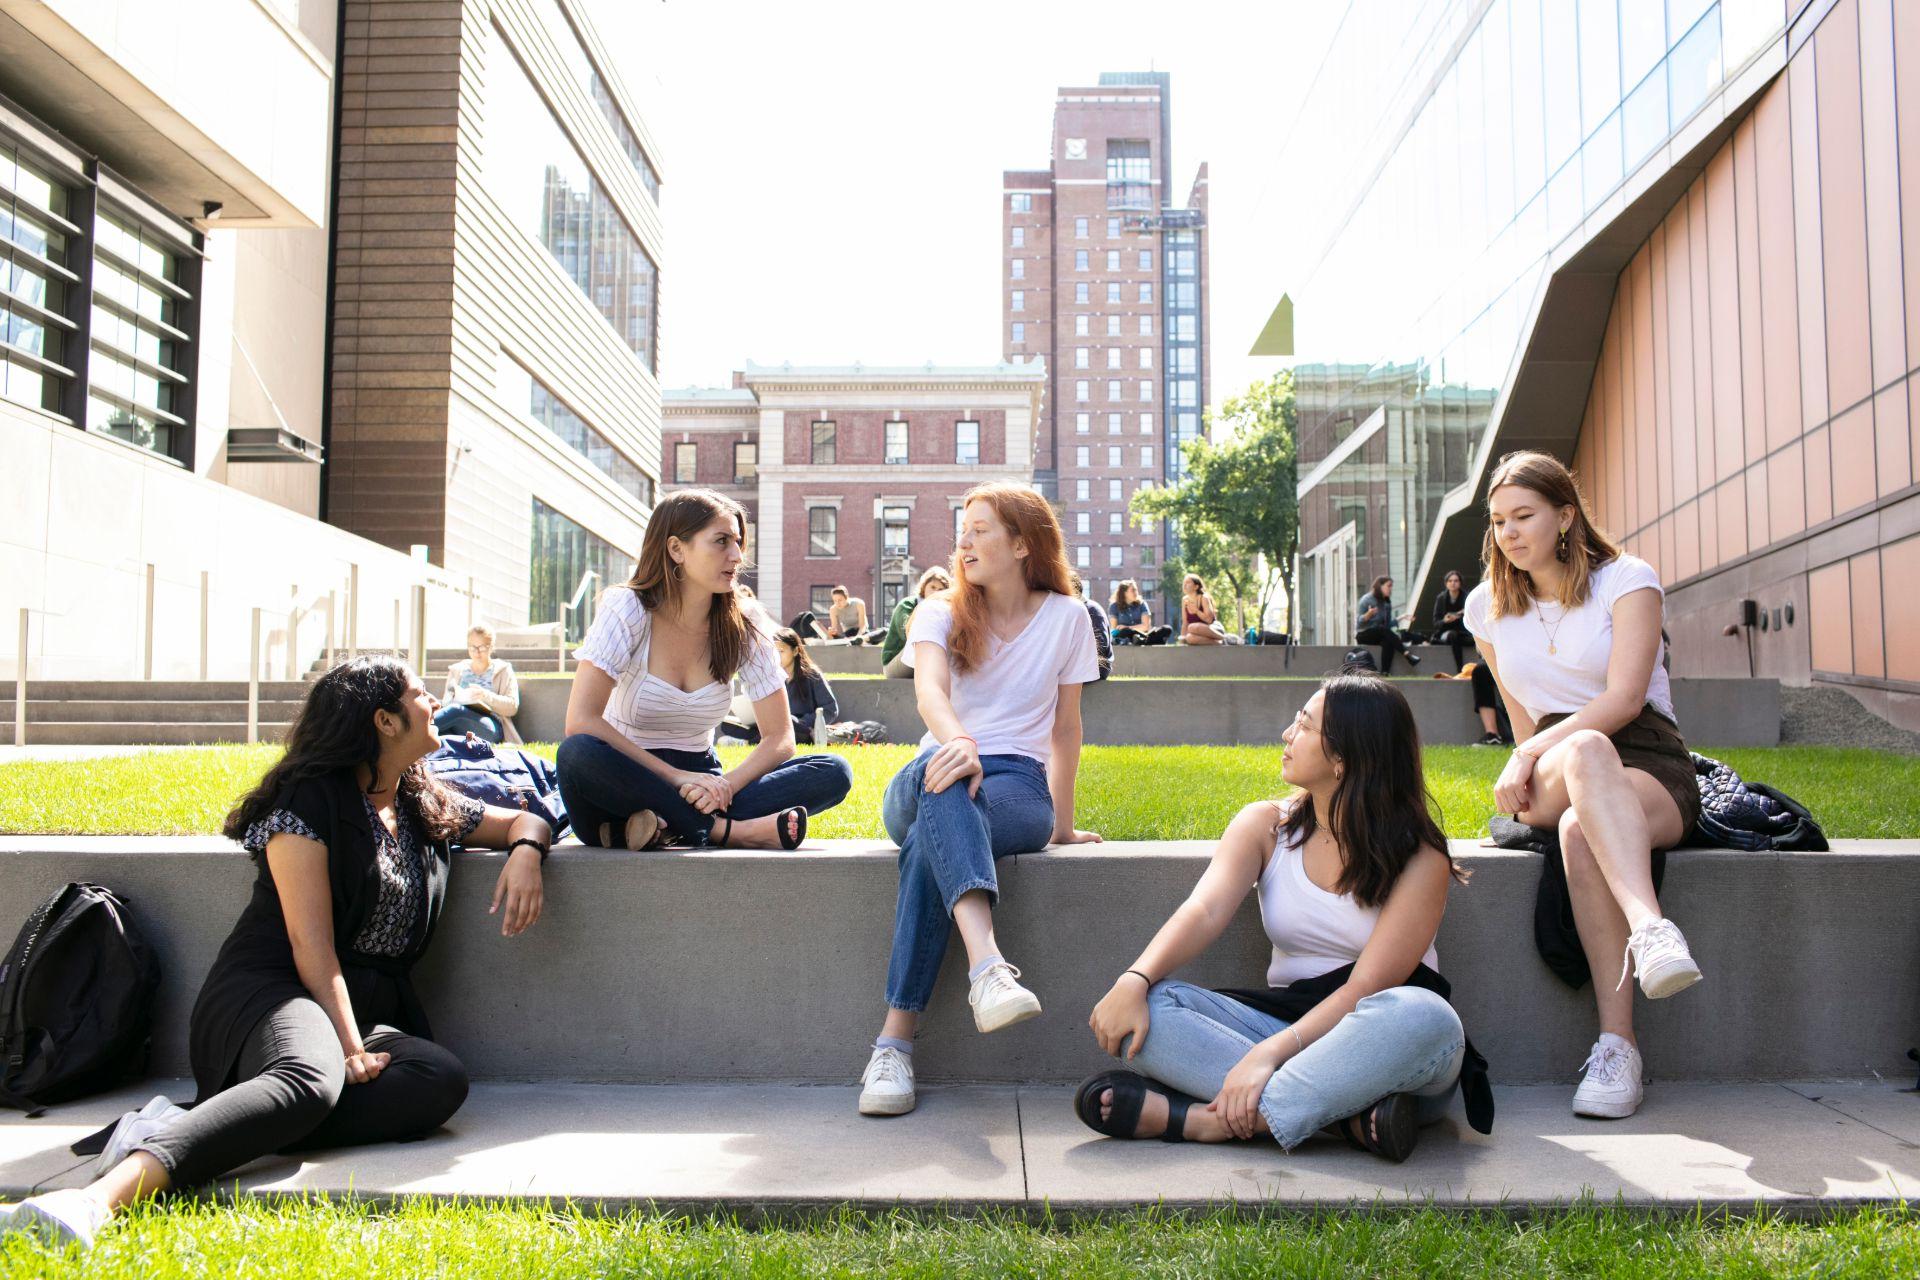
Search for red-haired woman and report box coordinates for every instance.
[1465,451,1703,1121]
[857,483,1104,1118]
[556,489,852,851]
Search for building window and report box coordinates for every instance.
[955,420,980,464]
[1076,412,1091,435]
[1107,446,1121,467]
[1139,381,1153,402]
[1141,546,1156,568]
[1139,348,1153,369]
[1075,249,1089,271]
[883,505,910,558]
[1139,446,1153,466]
[1107,216,1121,238]
[1140,315,1154,336]
[1106,379,1121,401]
[734,440,756,483]
[1173,380,1198,407]
[1011,289,1024,312]
[674,441,697,482]
[1106,348,1121,370]
[1075,314,1089,336]
[1106,139,1151,208]
[1107,412,1121,435]
[1077,546,1091,568]
[1075,479,1090,501]
[1108,479,1121,501]
[1076,512,1090,535]
[811,420,836,464]
[1106,249,1120,271]
[1075,216,1089,238]
[1108,512,1122,535]
[1010,226,1024,247]
[531,498,625,642]
[1010,193,1031,212]
[1076,446,1091,468]
[1139,413,1153,434]
[1075,282,1089,304]
[1109,546,1124,568]
[1075,347,1090,369]
[550,6,660,198]
[1106,282,1122,305]
[809,506,838,557]
[486,21,657,369]
[1139,282,1154,304]
[1106,315,1120,336]
[886,419,909,464]
[807,585,835,616]
[1138,249,1152,271]
[1011,258,1024,279]
[1076,379,1090,402]
[1011,321,1025,345]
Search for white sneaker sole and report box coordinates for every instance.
[972,991,1042,1034]
[858,1089,917,1117]
[1638,959,1703,1000]
[1572,1090,1643,1119]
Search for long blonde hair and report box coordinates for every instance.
[945,483,1074,674]
[1481,451,1623,619]
[622,488,763,681]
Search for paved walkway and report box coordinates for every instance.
[4,1079,1915,1213]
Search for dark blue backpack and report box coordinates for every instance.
[425,736,570,839]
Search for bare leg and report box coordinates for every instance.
[710,810,805,849]
[1519,731,1684,932]
[950,889,1004,969]
[1561,812,1636,1043]
[1479,706,1499,735]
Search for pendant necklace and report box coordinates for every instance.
[1537,599,1569,656]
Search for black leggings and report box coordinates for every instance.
[142,998,467,1189]
[1355,627,1410,672]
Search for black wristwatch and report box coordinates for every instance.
[507,836,549,864]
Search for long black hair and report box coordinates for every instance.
[223,655,468,844]
[1281,674,1459,908]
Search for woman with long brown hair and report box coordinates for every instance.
[856,483,1103,1118]
[1464,451,1702,1121]
[555,489,852,851]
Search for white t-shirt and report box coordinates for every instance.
[904,591,1100,764]
[1462,554,1674,726]
[574,588,785,751]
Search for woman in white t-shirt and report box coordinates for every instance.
[555,489,852,851]
[1463,451,1703,1122]
[856,483,1103,1119]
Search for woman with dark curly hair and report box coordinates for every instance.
[0,656,553,1250]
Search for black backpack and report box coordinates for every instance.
[1343,647,1380,673]
[0,883,160,1111]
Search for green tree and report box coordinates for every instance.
[1132,371,1299,636]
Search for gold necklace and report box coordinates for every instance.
[1536,598,1569,655]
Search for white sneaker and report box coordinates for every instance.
[967,961,1042,1034]
[1572,1032,1645,1118]
[857,1046,917,1116]
[0,1188,110,1248]
[1618,917,1703,999]
[92,1093,187,1178]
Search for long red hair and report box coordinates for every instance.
[944,483,1074,674]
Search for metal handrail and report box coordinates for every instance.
[553,570,601,670]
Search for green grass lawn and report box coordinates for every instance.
[2,744,1916,841]
[2,1201,1915,1278]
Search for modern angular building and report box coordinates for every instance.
[1003,72,1210,608]
[663,362,1047,626]
[1267,0,1920,728]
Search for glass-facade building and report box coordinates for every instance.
[1279,0,1790,643]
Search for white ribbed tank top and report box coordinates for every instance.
[1259,822,1440,986]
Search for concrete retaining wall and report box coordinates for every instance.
[804,644,1459,677]
[513,676,1781,747]
[2,838,1907,1085]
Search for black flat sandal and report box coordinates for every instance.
[1073,1069,1198,1142]
[711,806,808,850]
[1339,1092,1419,1163]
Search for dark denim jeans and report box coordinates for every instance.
[434,705,504,743]
[881,749,1055,1012]
[555,735,852,846]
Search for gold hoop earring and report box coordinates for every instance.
[670,562,684,582]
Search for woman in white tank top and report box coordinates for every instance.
[1077,676,1485,1162]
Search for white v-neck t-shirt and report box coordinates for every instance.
[903,591,1100,764]
[575,588,785,751]
[1462,554,1674,726]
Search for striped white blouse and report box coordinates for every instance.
[574,588,785,752]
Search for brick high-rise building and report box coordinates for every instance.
[1002,71,1210,611]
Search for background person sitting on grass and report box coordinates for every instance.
[857,482,1104,1120]
[435,623,521,744]
[0,656,552,1251]
[554,488,852,852]
[1110,578,1173,646]
[1078,676,1478,1163]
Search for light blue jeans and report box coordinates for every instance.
[881,748,1055,1012]
[1128,980,1465,1149]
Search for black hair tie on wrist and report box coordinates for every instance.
[508,836,549,864]
[1124,969,1154,988]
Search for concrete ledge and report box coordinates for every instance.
[804,645,1461,677]
[0,837,1905,1086]
[514,676,1780,746]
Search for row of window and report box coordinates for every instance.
[1009,250,1152,277]
[808,503,914,558]
[501,356,654,506]
[1074,510,1153,537]
[1075,412,1157,435]
[1075,545,1152,569]
[1075,380,1156,403]
[1075,477,1148,504]
[672,439,757,485]
[1073,445,1158,469]
[1006,213,1151,244]
[1010,314,1160,346]
[1011,282,1154,310]
[1073,347,1154,370]
[808,419,980,466]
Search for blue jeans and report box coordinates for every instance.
[1128,980,1465,1149]
[555,735,852,846]
[881,749,1055,1012]
[434,705,504,743]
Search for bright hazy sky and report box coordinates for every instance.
[581,1,1346,408]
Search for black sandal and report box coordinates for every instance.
[1339,1092,1419,1163]
[1073,1069,1197,1142]
[711,807,808,850]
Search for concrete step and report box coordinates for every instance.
[11,681,312,700]
[0,700,306,723]
[5,1076,1912,1210]
[511,674,1781,746]
[1,838,1908,1086]
[2,722,291,745]
[803,643,1464,677]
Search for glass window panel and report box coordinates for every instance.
[1720,0,1781,71]
[1622,61,1670,167]
[809,506,837,556]
[1508,0,1548,202]
[734,441,756,480]
[530,498,624,641]
[955,420,979,464]
[1541,0,1582,170]
[1578,0,1622,138]
[1667,6,1722,123]
[811,420,836,464]
[886,420,908,463]
[1619,0,1666,88]
[1582,109,1623,208]
[1667,0,1714,49]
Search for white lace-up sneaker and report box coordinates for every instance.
[967,961,1042,1034]
[858,1046,917,1116]
[92,1093,187,1178]
[0,1188,110,1248]
[1618,917,1703,999]
[1572,1032,1645,1119]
